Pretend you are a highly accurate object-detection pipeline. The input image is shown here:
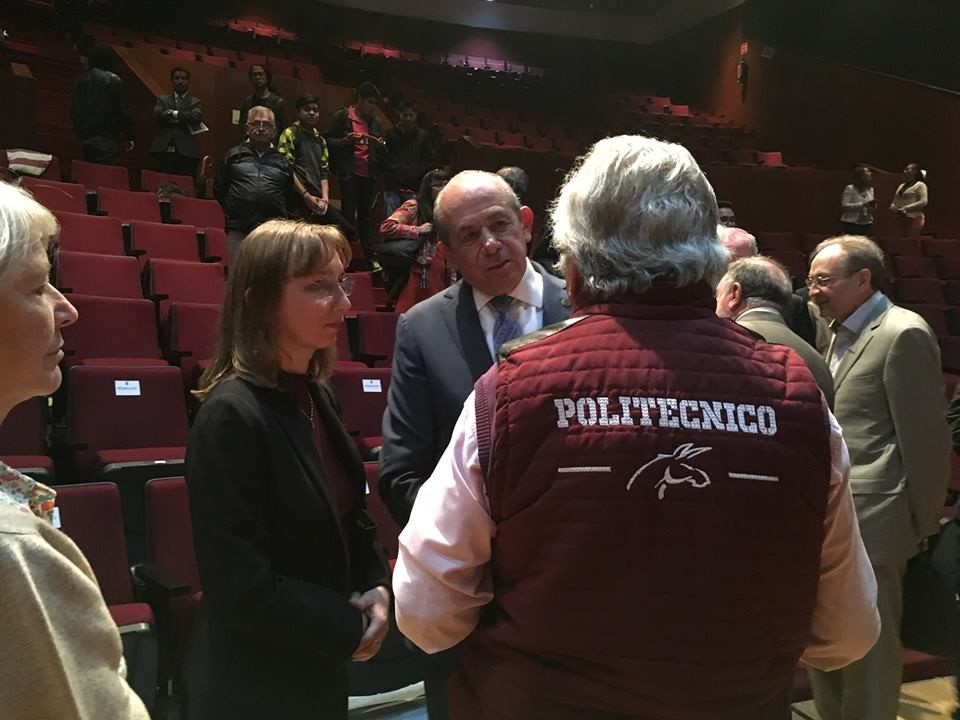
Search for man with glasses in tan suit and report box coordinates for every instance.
[806,235,950,720]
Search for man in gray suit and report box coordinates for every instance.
[149,66,203,177]
[806,234,950,720]
[716,255,834,408]
[378,169,569,719]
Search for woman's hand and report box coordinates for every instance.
[418,222,434,236]
[349,586,391,661]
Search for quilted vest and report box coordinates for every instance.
[460,283,832,720]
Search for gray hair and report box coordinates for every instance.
[0,182,58,286]
[811,235,886,291]
[433,170,521,246]
[549,135,727,299]
[717,225,758,259]
[719,256,792,311]
[245,105,275,124]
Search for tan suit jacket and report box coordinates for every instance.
[737,309,835,409]
[828,295,950,565]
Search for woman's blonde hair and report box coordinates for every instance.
[194,219,351,401]
[0,182,59,285]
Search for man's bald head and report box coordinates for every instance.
[718,225,758,261]
[433,170,521,245]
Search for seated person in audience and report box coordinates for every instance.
[71,45,134,164]
[0,181,149,720]
[326,81,387,274]
[394,136,880,720]
[378,168,450,310]
[277,93,354,242]
[149,66,203,179]
[214,106,291,259]
[717,199,736,227]
[840,164,875,237]
[889,162,928,237]
[716,255,835,407]
[185,220,390,720]
[383,102,435,216]
[718,224,818,348]
[239,64,287,138]
[495,166,529,205]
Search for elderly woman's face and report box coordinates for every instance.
[0,239,77,411]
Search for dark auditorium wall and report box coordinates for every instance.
[646,6,960,236]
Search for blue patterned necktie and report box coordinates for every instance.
[490,295,522,351]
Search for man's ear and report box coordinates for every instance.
[565,262,583,301]
[519,206,534,234]
[729,282,744,313]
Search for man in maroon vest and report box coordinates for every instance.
[393,135,879,720]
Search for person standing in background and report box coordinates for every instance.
[71,45,134,164]
[239,64,287,137]
[889,162,928,237]
[327,82,387,274]
[840,165,875,237]
[383,102,435,217]
[149,66,203,178]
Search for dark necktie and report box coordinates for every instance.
[490,295,522,351]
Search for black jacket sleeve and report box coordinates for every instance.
[186,390,366,661]
[324,108,352,152]
[378,313,436,525]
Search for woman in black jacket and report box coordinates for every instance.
[185,219,391,719]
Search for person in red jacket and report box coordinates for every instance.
[394,135,880,720]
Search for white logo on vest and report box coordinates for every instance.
[627,443,712,500]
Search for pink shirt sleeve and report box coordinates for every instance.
[799,409,880,670]
[393,391,495,653]
[394,394,881,665]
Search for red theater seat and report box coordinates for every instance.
[56,251,142,299]
[879,236,922,257]
[21,177,87,214]
[329,367,391,459]
[756,232,799,252]
[62,294,166,368]
[902,304,951,336]
[54,482,157,703]
[67,365,189,558]
[895,278,944,305]
[98,187,161,223]
[498,131,526,149]
[893,255,939,278]
[141,169,195,196]
[72,159,130,190]
[168,302,220,385]
[355,311,399,367]
[147,258,224,337]
[924,238,960,259]
[54,211,125,255]
[757,151,786,167]
[170,196,225,229]
[130,221,201,267]
[0,399,53,480]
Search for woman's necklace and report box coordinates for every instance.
[301,397,316,430]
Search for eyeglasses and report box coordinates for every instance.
[246,121,275,130]
[313,276,354,301]
[804,273,853,289]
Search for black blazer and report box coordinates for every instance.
[185,377,389,720]
[378,263,570,525]
[149,93,203,158]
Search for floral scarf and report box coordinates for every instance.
[0,461,56,521]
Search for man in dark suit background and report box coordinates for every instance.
[71,45,134,164]
[149,66,203,177]
[378,170,569,719]
[380,169,570,526]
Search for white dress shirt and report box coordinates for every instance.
[828,291,885,375]
[394,388,880,670]
[473,259,544,359]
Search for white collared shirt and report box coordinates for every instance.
[829,291,885,374]
[472,259,544,358]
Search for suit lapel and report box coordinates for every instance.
[833,299,891,390]
[535,262,571,325]
[445,281,495,381]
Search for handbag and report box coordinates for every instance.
[901,518,960,657]
[377,237,422,265]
